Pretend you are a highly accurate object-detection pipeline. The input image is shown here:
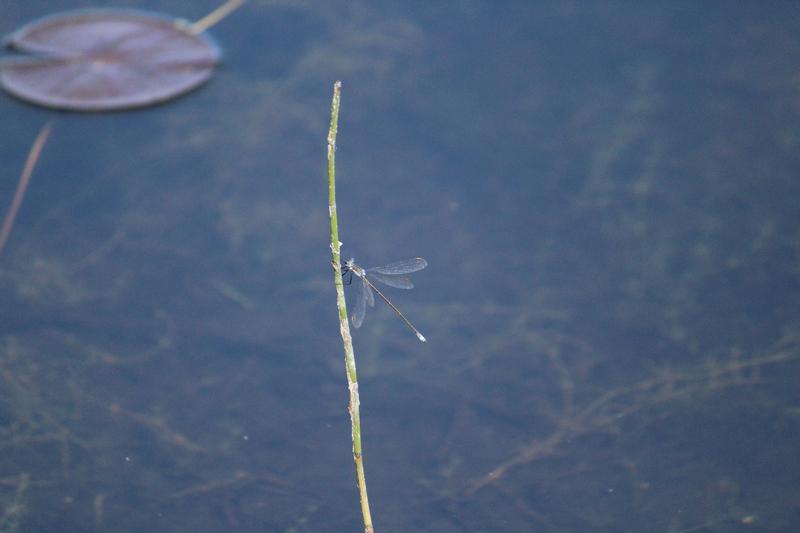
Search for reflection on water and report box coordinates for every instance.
[1,1,799,531]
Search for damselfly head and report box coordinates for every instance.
[341,258,359,285]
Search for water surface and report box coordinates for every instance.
[1,1,799,531]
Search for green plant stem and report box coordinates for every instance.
[327,81,374,533]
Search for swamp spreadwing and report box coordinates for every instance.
[342,257,428,342]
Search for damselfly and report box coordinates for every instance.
[342,257,428,342]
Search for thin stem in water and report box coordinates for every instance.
[0,121,52,255]
[327,81,374,533]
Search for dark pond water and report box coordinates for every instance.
[1,1,799,531]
